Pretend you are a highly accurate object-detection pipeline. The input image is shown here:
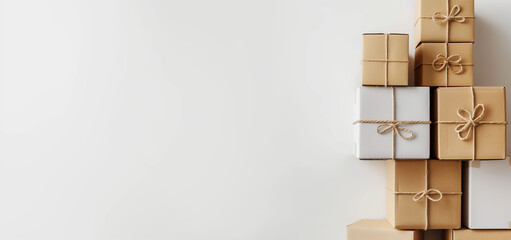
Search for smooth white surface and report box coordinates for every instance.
[464,159,511,229]
[354,87,430,159]
[0,0,510,239]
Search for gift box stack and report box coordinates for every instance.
[348,0,510,239]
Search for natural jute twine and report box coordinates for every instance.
[419,0,474,86]
[353,87,431,159]
[435,87,507,161]
[362,34,408,87]
[394,160,462,230]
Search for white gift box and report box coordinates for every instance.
[353,87,430,159]
[464,159,511,229]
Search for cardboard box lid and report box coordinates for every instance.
[415,0,474,25]
[363,34,408,62]
[347,219,422,240]
[388,160,461,193]
[449,228,511,240]
[436,87,506,123]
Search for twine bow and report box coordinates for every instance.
[432,54,464,74]
[376,123,414,140]
[413,189,443,202]
[454,104,485,141]
[432,5,466,24]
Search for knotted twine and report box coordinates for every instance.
[394,160,462,230]
[435,87,507,161]
[362,34,408,87]
[421,0,474,86]
[353,87,431,159]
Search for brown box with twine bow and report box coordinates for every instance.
[414,0,474,47]
[386,160,461,230]
[433,87,507,160]
[415,42,473,86]
[362,33,409,86]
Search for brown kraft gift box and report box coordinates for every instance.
[386,160,461,230]
[362,33,409,86]
[347,219,423,240]
[445,229,511,240]
[414,0,474,47]
[415,42,473,86]
[433,87,507,160]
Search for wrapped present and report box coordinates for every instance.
[353,87,430,160]
[362,33,409,86]
[415,42,473,86]
[414,0,474,47]
[445,229,511,240]
[347,219,423,240]
[433,87,507,160]
[386,160,461,229]
[464,159,511,229]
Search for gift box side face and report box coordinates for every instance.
[414,43,473,87]
[347,219,419,240]
[394,87,430,159]
[355,87,393,159]
[389,160,428,229]
[463,159,511,229]
[362,34,409,86]
[451,229,511,240]
[434,87,506,160]
[414,0,474,47]
[427,160,461,229]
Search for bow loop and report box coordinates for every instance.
[454,104,486,141]
[413,189,443,202]
[376,123,415,140]
[432,5,466,23]
[432,54,464,74]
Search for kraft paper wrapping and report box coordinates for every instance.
[446,229,511,240]
[386,160,461,230]
[347,219,423,240]
[414,0,474,47]
[362,33,409,86]
[415,43,473,86]
[433,87,507,160]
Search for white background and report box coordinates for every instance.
[0,0,510,239]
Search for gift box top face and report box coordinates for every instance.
[357,87,429,122]
[447,229,511,240]
[415,0,474,24]
[363,34,408,62]
[347,219,422,240]
[464,159,511,229]
[435,87,506,122]
[386,160,461,193]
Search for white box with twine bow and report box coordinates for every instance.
[353,87,430,160]
[463,158,511,229]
